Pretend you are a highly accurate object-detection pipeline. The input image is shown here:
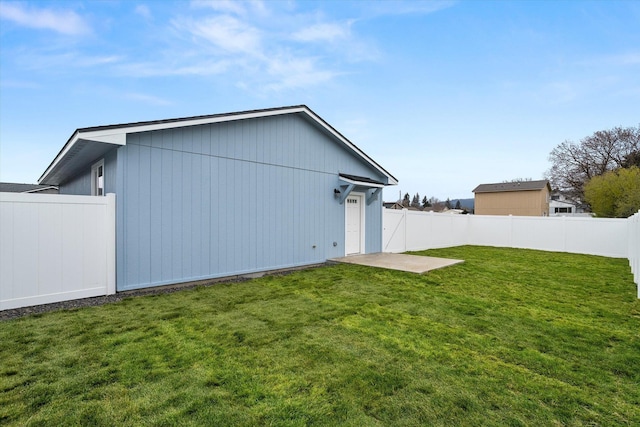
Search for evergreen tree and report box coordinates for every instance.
[445,198,451,209]
[402,192,410,207]
[421,196,430,208]
[455,200,461,209]
[411,193,420,207]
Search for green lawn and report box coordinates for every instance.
[1,246,639,426]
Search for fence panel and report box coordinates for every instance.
[467,215,512,248]
[0,193,115,310]
[382,209,406,253]
[629,211,640,297]
[382,209,638,295]
[510,216,566,252]
[563,217,628,258]
[406,212,468,251]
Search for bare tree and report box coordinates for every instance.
[546,125,640,198]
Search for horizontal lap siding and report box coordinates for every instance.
[118,114,385,291]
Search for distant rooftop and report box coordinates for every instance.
[473,180,550,193]
[0,182,59,193]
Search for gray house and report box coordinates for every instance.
[39,105,397,291]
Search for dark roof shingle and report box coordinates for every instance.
[473,180,550,193]
[0,182,59,193]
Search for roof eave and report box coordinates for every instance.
[39,105,398,186]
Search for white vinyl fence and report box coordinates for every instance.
[1,193,116,310]
[384,209,640,297]
[629,211,640,297]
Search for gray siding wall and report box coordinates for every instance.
[59,149,118,195]
[59,169,90,195]
[117,113,386,291]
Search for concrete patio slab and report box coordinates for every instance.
[330,253,464,274]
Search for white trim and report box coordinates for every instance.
[345,192,366,256]
[22,186,58,193]
[338,175,385,188]
[91,159,105,196]
[39,106,398,186]
[39,133,125,184]
[105,193,116,295]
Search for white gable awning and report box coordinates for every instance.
[336,173,386,205]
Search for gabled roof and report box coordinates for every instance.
[473,180,551,193]
[0,182,58,193]
[39,105,398,186]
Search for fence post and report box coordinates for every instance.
[509,215,513,247]
[403,209,407,252]
[106,193,116,295]
[562,215,567,252]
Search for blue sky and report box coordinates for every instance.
[1,0,638,201]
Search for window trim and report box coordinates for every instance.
[91,159,105,196]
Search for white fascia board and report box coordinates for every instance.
[339,175,385,188]
[23,186,58,193]
[37,108,306,185]
[82,105,397,185]
[38,130,126,184]
[103,106,309,135]
[39,105,399,186]
[39,131,79,184]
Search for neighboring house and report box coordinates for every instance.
[38,105,397,291]
[472,180,551,216]
[0,182,58,194]
[549,191,590,216]
[440,208,465,214]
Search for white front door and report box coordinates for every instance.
[345,193,364,255]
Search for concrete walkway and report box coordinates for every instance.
[330,253,464,274]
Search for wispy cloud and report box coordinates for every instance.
[15,50,123,71]
[135,5,151,20]
[0,2,90,35]
[161,4,377,91]
[2,1,413,93]
[365,0,457,17]
[116,58,230,77]
[190,0,247,16]
[177,15,262,55]
[76,55,123,67]
[190,0,268,17]
[292,21,352,43]
[264,55,340,91]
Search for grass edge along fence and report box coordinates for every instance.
[383,209,640,297]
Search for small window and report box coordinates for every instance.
[91,159,105,196]
[554,207,571,214]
